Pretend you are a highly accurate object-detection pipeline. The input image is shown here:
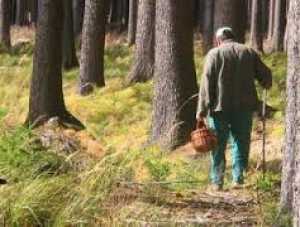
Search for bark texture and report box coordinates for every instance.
[73,0,85,37]
[250,0,263,52]
[214,0,247,43]
[16,0,29,25]
[152,0,198,150]
[271,0,286,52]
[79,0,106,95]
[0,0,11,49]
[268,0,275,40]
[63,0,79,70]
[128,0,155,84]
[29,0,38,23]
[202,0,214,54]
[280,0,300,219]
[127,0,138,45]
[27,0,83,129]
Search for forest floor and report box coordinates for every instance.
[0,27,289,226]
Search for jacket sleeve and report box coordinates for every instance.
[253,51,273,89]
[196,52,217,119]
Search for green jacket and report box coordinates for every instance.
[197,40,272,118]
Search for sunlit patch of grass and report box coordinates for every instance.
[65,78,152,150]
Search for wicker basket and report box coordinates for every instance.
[191,119,217,153]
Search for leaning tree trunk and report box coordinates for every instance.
[27,0,83,129]
[152,0,198,150]
[79,0,106,95]
[280,1,300,225]
[202,0,214,54]
[271,0,286,52]
[127,0,138,46]
[62,0,79,70]
[250,0,263,52]
[127,0,155,84]
[0,0,11,49]
[214,0,247,43]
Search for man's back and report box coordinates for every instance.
[197,40,272,117]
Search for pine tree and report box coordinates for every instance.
[27,0,83,129]
[152,0,198,150]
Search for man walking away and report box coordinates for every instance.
[197,27,272,191]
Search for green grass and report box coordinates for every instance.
[0,39,288,226]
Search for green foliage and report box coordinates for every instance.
[54,152,136,226]
[0,107,7,120]
[105,44,133,79]
[1,176,75,227]
[0,125,138,225]
[260,201,293,227]
[0,127,70,182]
[256,172,281,193]
[262,53,287,112]
[144,151,172,182]
[170,157,210,191]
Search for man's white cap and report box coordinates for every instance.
[216,27,233,39]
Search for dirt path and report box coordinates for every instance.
[110,185,258,226]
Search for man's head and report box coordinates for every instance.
[215,27,235,46]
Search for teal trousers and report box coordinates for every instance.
[208,111,253,185]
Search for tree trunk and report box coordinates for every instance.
[280,1,300,225]
[10,0,16,24]
[214,0,247,43]
[123,0,129,30]
[261,0,268,35]
[0,0,11,49]
[79,0,106,95]
[127,0,138,46]
[247,0,252,30]
[62,0,79,70]
[27,0,83,129]
[16,0,29,25]
[284,0,290,51]
[271,0,286,52]
[267,0,275,40]
[108,0,116,24]
[195,0,205,32]
[73,0,85,37]
[29,0,38,24]
[202,0,214,54]
[127,0,155,84]
[250,0,263,52]
[152,0,198,150]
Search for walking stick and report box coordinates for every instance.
[262,89,267,177]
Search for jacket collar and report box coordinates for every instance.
[221,39,235,44]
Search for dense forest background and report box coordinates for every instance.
[0,0,299,226]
